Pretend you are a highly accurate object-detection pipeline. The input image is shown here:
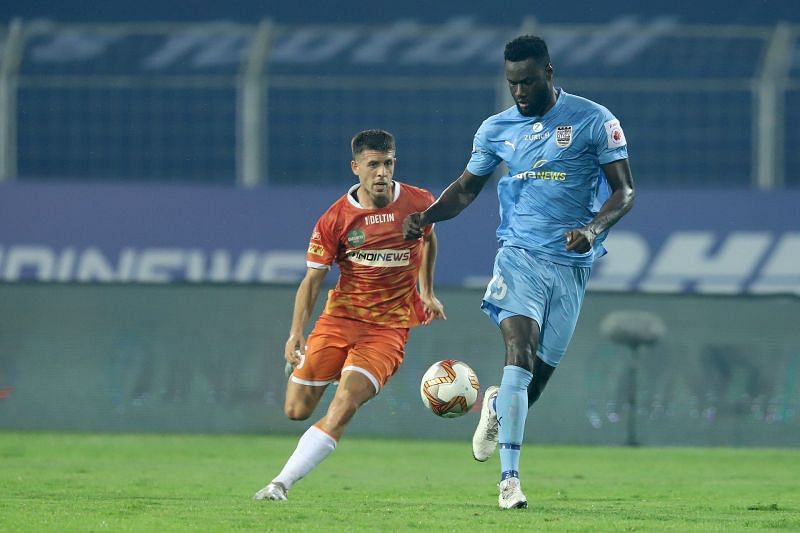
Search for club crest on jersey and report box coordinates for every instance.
[347,229,365,247]
[555,125,573,148]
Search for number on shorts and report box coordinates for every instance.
[489,274,508,300]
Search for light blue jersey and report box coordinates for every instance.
[467,88,628,267]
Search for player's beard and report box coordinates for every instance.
[370,181,393,208]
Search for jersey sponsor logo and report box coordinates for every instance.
[532,122,544,133]
[512,167,567,181]
[310,229,321,241]
[523,131,550,142]
[345,248,411,267]
[532,159,549,169]
[346,229,366,247]
[364,213,395,225]
[307,243,325,257]
[555,125,573,148]
[604,119,627,148]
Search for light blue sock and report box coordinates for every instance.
[496,365,533,482]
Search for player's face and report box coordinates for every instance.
[505,58,555,117]
[351,150,396,208]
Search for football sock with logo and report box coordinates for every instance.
[272,424,337,490]
[496,365,533,481]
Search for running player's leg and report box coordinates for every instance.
[496,315,536,509]
[283,380,327,420]
[255,317,348,501]
[315,369,377,440]
[527,356,556,408]
[529,263,590,407]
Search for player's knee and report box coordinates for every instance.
[284,403,312,421]
[505,341,536,371]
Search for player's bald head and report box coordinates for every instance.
[504,35,550,68]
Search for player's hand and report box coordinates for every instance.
[403,212,425,240]
[565,227,598,254]
[421,292,446,324]
[284,334,305,367]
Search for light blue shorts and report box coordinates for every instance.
[481,246,590,367]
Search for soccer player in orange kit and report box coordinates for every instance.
[254,129,446,501]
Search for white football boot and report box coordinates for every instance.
[472,385,499,461]
[498,477,528,509]
[253,481,288,501]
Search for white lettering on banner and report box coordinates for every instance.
[0,246,308,284]
[565,17,639,65]
[3,246,55,280]
[144,29,248,69]
[588,231,650,291]
[27,17,674,69]
[351,21,419,63]
[76,247,116,282]
[400,18,499,64]
[0,234,794,293]
[640,231,773,294]
[605,16,678,65]
[32,31,120,62]
[258,251,309,283]
[271,29,360,63]
[750,233,800,295]
[56,247,77,282]
[137,249,185,283]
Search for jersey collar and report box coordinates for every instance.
[346,180,402,209]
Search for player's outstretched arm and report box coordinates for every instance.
[403,169,492,240]
[566,158,635,253]
[284,267,327,365]
[418,229,446,324]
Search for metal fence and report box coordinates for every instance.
[1,18,798,188]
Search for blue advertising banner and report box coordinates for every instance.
[0,182,797,295]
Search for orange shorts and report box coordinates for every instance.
[290,314,409,393]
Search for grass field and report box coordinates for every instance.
[1,432,798,531]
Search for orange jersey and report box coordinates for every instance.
[306,181,435,328]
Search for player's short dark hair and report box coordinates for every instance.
[351,129,395,158]
[504,35,550,66]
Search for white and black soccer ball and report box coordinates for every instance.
[420,359,480,418]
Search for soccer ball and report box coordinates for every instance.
[420,359,480,418]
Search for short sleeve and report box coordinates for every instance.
[593,107,629,165]
[466,122,502,176]
[306,212,337,270]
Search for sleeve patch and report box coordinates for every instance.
[604,118,626,149]
[307,243,326,257]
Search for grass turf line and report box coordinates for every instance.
[1,432,798,531]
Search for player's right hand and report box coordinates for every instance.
[403,212,425,240]
[284,334,305,367]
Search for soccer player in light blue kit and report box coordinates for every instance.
[403,35,635,509]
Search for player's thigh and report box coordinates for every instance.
[499,315,541,370]
[284,380,328,419]
[290,315,350,388]
[327,370,378,416]
[341,326,409,394]
[538,264,590,367]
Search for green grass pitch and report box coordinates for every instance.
[1,432,798,531]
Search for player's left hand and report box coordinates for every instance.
[403,212,425,240]
[565,227,597,254]
[421,292,446,324]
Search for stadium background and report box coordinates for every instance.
[0,1,798,448]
